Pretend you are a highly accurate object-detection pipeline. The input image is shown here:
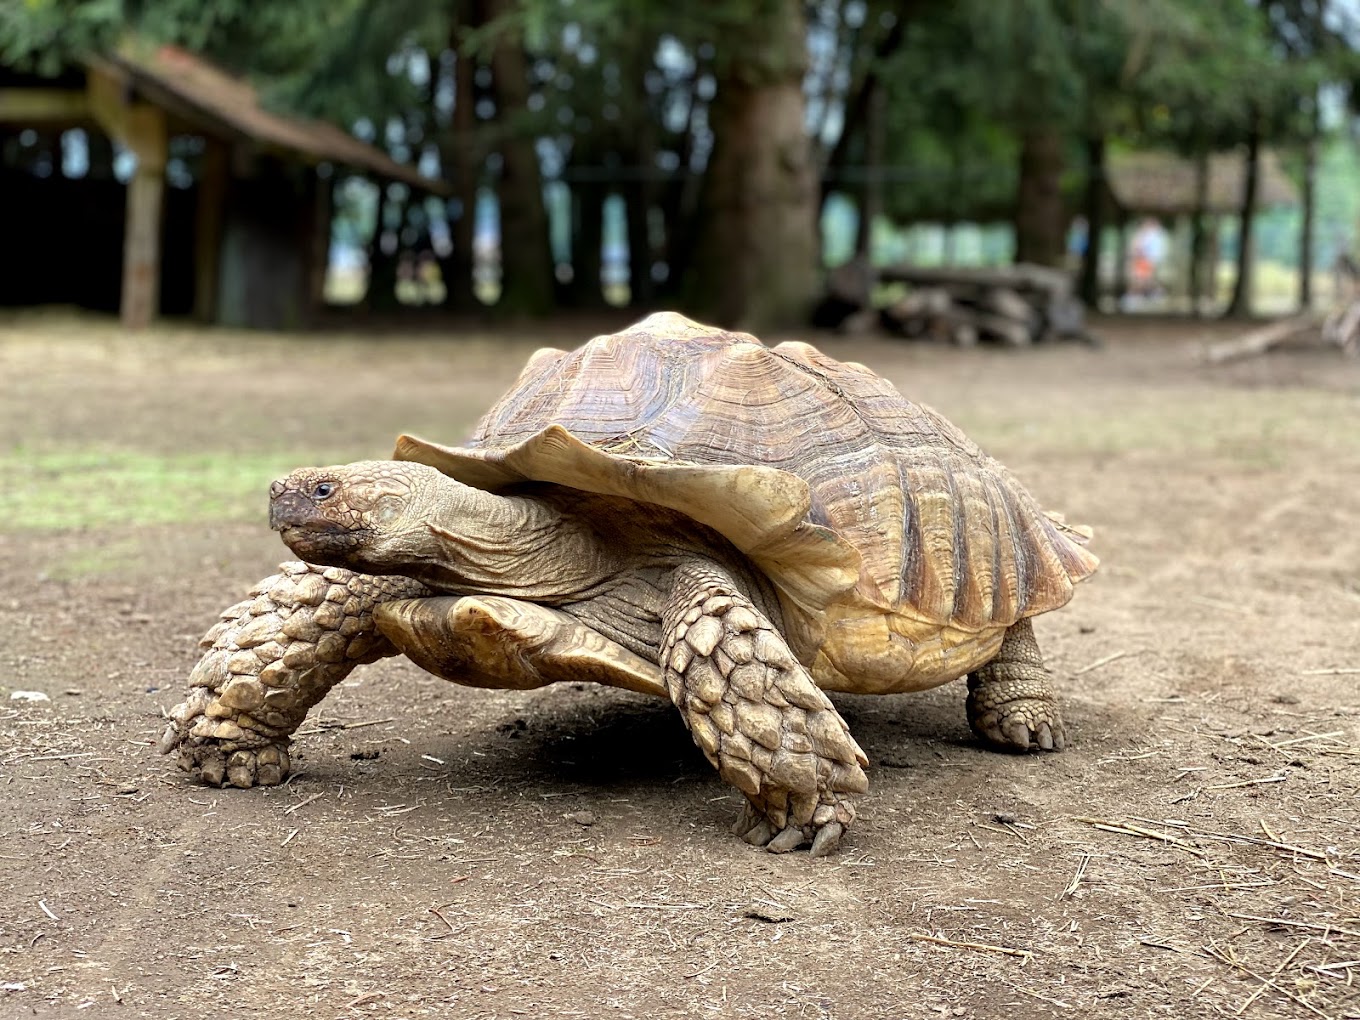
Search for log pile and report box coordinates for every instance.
[816,260,1097,347]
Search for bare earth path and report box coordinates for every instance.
[1,314,1357,1019]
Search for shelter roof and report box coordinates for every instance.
[96,42,440,191]
[1107,149,1297,216]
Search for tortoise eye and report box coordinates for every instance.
[312,482,335,500]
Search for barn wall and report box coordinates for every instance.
[0,166,197,315]
[215,161,316,330]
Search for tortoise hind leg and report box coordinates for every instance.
[966,618,1066,752]
[662,562,868,856]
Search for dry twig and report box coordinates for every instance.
[1074,817,1206,857]
[906,932,1032,962]
[283,792,324,815]
[1202,944,1331,1020]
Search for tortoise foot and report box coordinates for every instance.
[732,802,850,857]
[160,563,421,789]
[159,686,291,787]
[966,619,1066,753]
[966,691,1066,752]
[663,562,868,856]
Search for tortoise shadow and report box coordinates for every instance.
[493,678,1125,787]
[441,682,990,791]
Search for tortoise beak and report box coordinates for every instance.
[268,483,319,533]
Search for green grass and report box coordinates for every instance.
[962,389,1360,464]
[0,447,317,530]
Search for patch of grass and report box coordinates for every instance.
[965,389,1360,462]
[44,537,149,580]
[0,447,320,530]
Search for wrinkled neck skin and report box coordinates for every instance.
[384,479,624,603]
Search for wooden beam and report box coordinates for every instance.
[119,104,167,330]
[85,63,132,142]
[0,88,90,124]
[193,137,229,322]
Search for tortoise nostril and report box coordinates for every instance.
[269,479,286,499]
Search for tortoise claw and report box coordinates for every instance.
[767,825,805,853]
[810,821,844,858]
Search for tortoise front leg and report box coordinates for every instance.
[375,595,666,696]
[661,562,868,856]
[159,562,428,787]
[966,618,1066,752]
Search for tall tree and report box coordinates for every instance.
[684,0,818,329]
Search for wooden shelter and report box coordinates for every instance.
[1106,150,1298,218]
[0,41,440,329]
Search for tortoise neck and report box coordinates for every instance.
[418,482,620,601]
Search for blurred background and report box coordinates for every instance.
[2,0,1360,333]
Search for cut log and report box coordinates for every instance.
[950,322,979,347]
[934,304,1032,346]
[1203,315,1318,364]
[1322,299,1360,357]
[979,286,1038,330]
[879,287,951,338]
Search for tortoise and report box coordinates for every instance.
[159,312,1097,855]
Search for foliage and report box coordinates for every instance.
[5,0,1360,314]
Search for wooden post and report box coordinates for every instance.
[119,105,167,330]
[307,169,332,315]
[193,137,228,322]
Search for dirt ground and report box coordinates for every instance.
[1,311,1358,1020]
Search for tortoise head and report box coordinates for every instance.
[269,460,449,573]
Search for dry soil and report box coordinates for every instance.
[1,312,1357,1020]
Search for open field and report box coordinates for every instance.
[1,312,1358,1019]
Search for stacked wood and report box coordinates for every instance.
[815,261,1097,347]
[878,263,1095,346]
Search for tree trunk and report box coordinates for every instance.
[365,183,401,312]
[439,20,479,309]
[656,68,705,301]
[1298,103,1319,311]
[1014,126,1066,268]
[624,67,659,307]
[853,76,886,261]
[624,179,654,307]
[566,179,606,308]
[484,0,555,316]
[1224,116,1261,319]
[685,0,817,331]
[819,12,907,200]
[1188,148,1209,316]
[1077,134,1105,307]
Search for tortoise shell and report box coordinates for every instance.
[395,313,1097,694]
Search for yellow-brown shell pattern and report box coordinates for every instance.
[465,314,1096,631]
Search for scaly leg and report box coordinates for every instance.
[159,561,428,787]
[966,618,1066,752]
[661,562,868,856]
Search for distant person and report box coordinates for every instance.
[1128,217,1169,300]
